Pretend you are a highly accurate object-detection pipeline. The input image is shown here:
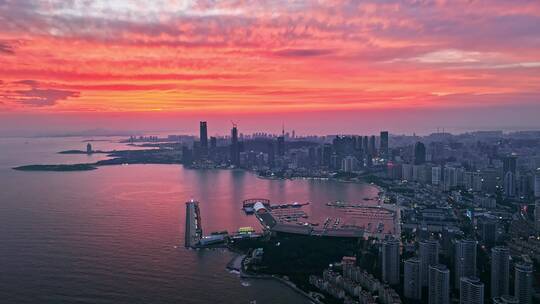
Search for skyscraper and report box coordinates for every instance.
[380,131,389,159]
[479,218,498,246]
[503,155,517,197]
[341,156,357,173]
[491,246,510,298]
[534,169,540,231]
[503,155,517,175]
[404,257,422,300]
[454,239,477,289]
[428,264,450,304]
[322,144,332,167]
[443,166,458,191]
[267,141,275,167]
[514,262,533,304]
[432,166,442,186]
[182,145,193,164]
[420,240,440,287]
[308,146,316,166]
[402,163,413,181]
[535,168,540,198]
[362,136,369,153]
[199,121,208,157]
[369,135,376,155]
[230,125,240,166]
[381,238,400,285]
[459,277,484,304]
[481,168,498,193]
[277,135,285,157]
[209,136,217,153]
[414,141,426,165]
[504,171,515,197]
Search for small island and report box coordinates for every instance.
[57,143,111,155]
[13,164,98,171]
[58,149,110,154]
[13,144,183,172]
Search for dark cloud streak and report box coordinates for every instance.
[14,87,80,106]
[0,41,14,54]
[1,79,80,107]
[273,48,335,57]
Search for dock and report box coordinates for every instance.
[185,200,203,248]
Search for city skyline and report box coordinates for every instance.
[1,1,540,135]
[4,118,540,304]
[2,113,540,138]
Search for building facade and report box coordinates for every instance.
[381,238,400,285]
[428,264,450,304]
[514,262,533,304]
[491,246,510,298]
[404,257,421,300]
[454,239,477,289]
[420,240,440,287]
[459,276,484,304]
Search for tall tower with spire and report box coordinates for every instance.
[277,123,285,157]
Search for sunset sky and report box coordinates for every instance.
[1,0,540,135]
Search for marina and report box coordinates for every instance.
[185,200,263,248]
[249,197,400,239]
[242,198,271,214]
[186,195,398,249]
[242,198,309,214]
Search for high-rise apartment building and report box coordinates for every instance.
[432,166,442,186]
[514,262,533,304]
[199,121,208,157]
[230,126,240,166]
[369,135,376,155]
[454,239,477,289]
[414,141,426,165]
[420,240,440,287]
[491,246,510,298]
[380,131,389,159]
[428,264,450,304]
[404,257,421,300]
[459,277,484,304]
[534,169,540,231]
[381,238,400,285]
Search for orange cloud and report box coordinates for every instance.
[0,0,539,116]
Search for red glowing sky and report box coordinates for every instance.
[1,0,539,135]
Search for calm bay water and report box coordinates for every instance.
[0,137,377,304]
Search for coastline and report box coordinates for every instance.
[12,140,385,303]
[12,143,386,198]
[12,164,98,171]
[12,154,384,191]
[226,253,321,304]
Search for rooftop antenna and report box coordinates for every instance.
[230,120,237,128]
[282,122,285,137]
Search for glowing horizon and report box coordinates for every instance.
[1,0,540,134]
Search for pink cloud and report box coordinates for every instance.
[0,0,538,117]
